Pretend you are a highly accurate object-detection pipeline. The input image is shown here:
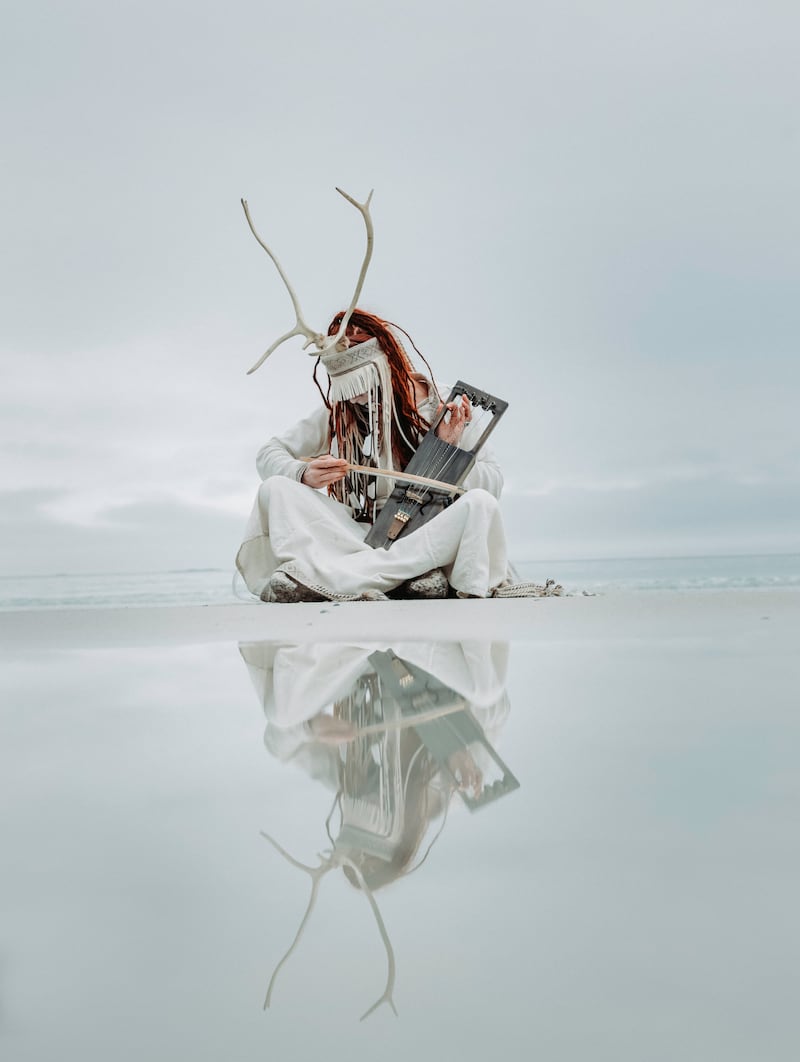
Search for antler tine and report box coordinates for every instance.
[340,856,398,1021]
[241,198,325,374]
[260,832,333,1009]
[260,830,320,873]
[324,188,375,351]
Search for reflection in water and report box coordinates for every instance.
[238,640,518,1019]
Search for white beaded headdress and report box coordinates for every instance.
[319,337,385,402]
[319,337,396,477]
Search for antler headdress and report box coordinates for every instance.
[241,187,433,511]
[240,188,374,375]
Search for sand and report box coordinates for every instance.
[0,589,796,649]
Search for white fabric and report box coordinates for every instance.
[239,639,511,780]
[237,380,508,599]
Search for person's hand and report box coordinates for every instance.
[306,714,357,744]
[435,394,472,445]
[447,749,483,798]
[301,454,348,489]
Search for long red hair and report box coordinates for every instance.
[317,309,432,470]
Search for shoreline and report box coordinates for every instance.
[1,589,797,650]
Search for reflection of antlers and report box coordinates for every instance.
[260,831,398,1020]
[241,188,374,375]
[340,855,398,1021]
[260,832,334,1010]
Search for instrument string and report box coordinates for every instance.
[427,404,491,486]
[393,400,493,521]
[430,403,490,484]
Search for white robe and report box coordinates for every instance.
[236,387,509,600]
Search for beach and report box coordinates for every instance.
[2,591,798,1060]
[1,588,797,648]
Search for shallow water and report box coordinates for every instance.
[1,623,798,1060]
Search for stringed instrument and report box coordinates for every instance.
[365,380,507,550]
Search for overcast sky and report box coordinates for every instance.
[1,0,798,574]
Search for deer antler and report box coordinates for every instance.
[241,200,325,374]
[324,188,374,352]
[340,856,398,1021]
[260,832,398,1020]
[241,188,375,375]
[260,832,335,1009]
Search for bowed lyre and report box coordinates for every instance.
[240,188,374,374]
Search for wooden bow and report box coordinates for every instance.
[300,458,466,496]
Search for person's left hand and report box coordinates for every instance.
[435,394,472,445]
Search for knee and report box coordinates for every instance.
[260,474,302,504]
[462,487,500,514]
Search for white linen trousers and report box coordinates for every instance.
[236,476,509,600]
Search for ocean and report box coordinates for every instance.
[1,553,798,610]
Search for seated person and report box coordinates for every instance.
[236,309,522,602]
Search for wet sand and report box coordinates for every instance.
[1,589,797,649]
[2,591,798,1060]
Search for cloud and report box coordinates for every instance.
[0,491,244,575]
[503,475,800,559]
[2,0,798,572]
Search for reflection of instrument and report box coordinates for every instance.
[368,650,519,811]
[335,673,406,862]
[365,380,508,550]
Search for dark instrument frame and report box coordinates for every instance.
[365,381,508,550]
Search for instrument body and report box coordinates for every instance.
[365,380,508,550]
[367,649,520,810]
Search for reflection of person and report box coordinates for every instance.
[236,309,521,603]
[240,639,516,887]
[241,640,511,780]
[240,638,518,1018]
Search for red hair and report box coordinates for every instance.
[319,309,433,469]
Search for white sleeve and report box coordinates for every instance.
[255,407,331,482]
[462,443,503,498]
[458,411,503,497]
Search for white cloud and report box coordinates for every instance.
[2,0,798,572]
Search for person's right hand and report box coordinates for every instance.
[301,454,348,489]
[447,749,484,798]
[306,714,357,744]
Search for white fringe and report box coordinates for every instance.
[330,354,397,492]
[329,361,380,403]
